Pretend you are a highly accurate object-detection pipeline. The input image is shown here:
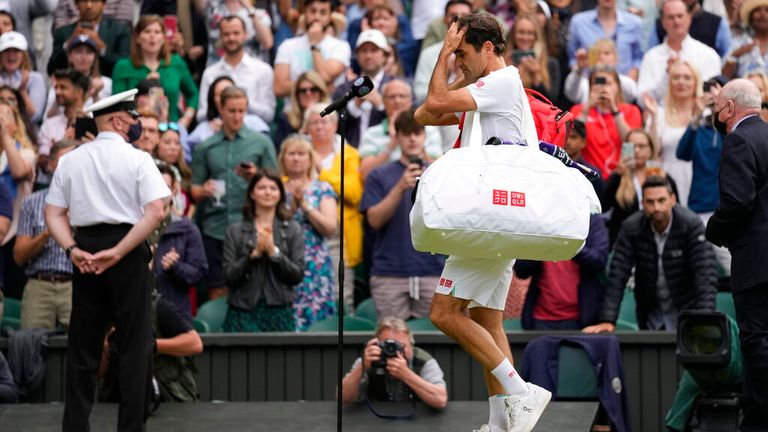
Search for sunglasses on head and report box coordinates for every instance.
[159,122,180,132]
[297,87,321,95]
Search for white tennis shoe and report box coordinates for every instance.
[505,382,552,432]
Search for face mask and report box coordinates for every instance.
[711,105,729,135]
[126,121,143,143]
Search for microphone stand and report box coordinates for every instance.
[336,107,347,432]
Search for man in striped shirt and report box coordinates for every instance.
[14,139,77,329]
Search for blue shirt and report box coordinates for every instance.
[567,10,645,75]
[676,123,724,213]
[360,161,445,277]
[18,189,72,275]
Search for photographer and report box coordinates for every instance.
[340,317,447,409]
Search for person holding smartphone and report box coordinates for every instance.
[569,67,642,179]
[360,109,446,322]
[504,14,560,102]
[600,128,677,246]
[642,60,702,207]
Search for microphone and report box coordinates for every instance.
[319,76,374,117]
[538,141,600,182]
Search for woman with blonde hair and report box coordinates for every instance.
[273,71,330,150]
[0,100,36,295]
[505,14,560,101]
[745,71,768,121]
[301,103,363,313]
[563,38,638,105]
[278,134,339,331]
[111,15,198,128]
[601,128,678,245]
[643,60,701,207]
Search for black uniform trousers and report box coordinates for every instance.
[733,281,768,432]
[63,224,153,432]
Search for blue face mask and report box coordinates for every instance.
[126,121,143,143]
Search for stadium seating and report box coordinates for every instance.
[196,297,229,332]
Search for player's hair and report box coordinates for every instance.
[457,12,505,56]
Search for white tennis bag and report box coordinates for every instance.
[410,109,601,261]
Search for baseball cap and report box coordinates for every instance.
[67,34,99,52]
[355,29,390,52]
[0,31,28,53]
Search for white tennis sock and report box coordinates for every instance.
[490,358,528,396]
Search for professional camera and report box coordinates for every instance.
[372,339,405,372]
[674,310,743,432]
[366,339,414,418]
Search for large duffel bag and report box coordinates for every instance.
[410,142,601,261]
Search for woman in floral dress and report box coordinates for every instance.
[278,134,339,331]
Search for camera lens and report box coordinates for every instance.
[682,322,723,355]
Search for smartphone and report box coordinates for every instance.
[148,87,164,116]
[74,117,98,140]
[408,156,424,168]
[621,142,635,160]
[594,76,607,85]
[163,15,178,41]
[511,49,536,64]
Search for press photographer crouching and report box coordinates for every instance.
[340,317,447,413]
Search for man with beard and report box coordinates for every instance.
[274,0,351,101]
[584,175,717,334]
[37,69,90,172]
[197,16,275,125]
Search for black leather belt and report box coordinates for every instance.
[31,273,72,283]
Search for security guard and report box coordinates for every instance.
[44,89,171,432]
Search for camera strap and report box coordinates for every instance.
[363,392,415,421]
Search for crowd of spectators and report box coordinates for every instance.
[0,0,753,338]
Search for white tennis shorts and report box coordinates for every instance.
[435,255,515,310]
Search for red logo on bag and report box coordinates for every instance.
[492,189,508,205]
[510,191,526,207]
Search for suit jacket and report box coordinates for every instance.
[706,114,768,293]
[47,17,132,77]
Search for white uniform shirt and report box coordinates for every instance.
[46,132,171,227]
[461,66,535,147]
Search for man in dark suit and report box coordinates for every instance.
[706,78,768,431]
[47,0,131,77]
